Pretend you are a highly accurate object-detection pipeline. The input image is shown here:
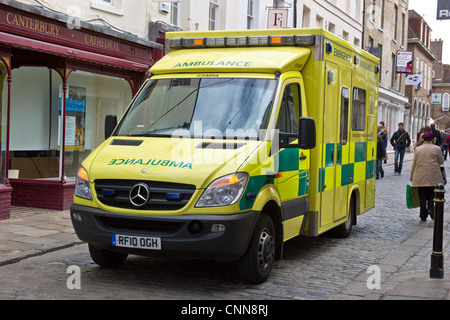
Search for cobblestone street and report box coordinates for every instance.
[0,154,449,300]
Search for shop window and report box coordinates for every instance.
[9,68,62,180]
[65,71,132,179]
[8,68,131,181]
[352,87,366,131]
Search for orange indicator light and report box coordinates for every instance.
[77,167,89,181]
[271,37,282,44]
[194,38,204,46]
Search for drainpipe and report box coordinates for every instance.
[362,0,366,49]
[294,0,297,28]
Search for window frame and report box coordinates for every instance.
[340,87,350,145]
[351,87,366,132]
[209,0,220,30]
[276,83,301,135]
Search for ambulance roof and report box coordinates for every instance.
[150,28,379,75]
[150,46,311,75]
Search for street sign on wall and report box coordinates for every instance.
[432,93,442,104]
[405,74,422,85]
[437,0,450,20]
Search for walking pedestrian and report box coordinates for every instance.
[446,133,450,161]
[441,130,449,160]
[410,131,444,221]
[378,125,387,148]
[390,122,411,176]
[376,134,385,179]
[430,123,441,147]
[416,126,432,148]
[380,121,388,164]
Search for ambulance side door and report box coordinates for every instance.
[320,61,339,228]
[334,66,352,222]
[275,79,309,240]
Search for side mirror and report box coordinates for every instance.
[278,117,316,149]
[105,115,118,140]
[298,117,316,150]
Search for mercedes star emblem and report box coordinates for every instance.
[129,183,150,207]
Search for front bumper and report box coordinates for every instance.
[70,204,259,261]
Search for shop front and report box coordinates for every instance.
[0,2,162,219]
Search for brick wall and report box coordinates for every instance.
[10,180,75,211]
[0,184,12,220]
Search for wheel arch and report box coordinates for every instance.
[349,187,360,225]
[260,200,284,260]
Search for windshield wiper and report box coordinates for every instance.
[146,79,234,133]
[223,80,255,130]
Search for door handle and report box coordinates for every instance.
[300,155,307,161]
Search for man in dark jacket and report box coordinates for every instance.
[390,122,411,176]
[430,123,441,147]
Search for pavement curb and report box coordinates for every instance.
[0,241,83,267]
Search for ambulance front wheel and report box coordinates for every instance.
[88,243,128,267]
[238,213,276,284]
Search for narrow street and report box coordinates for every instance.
[1,154,449,300]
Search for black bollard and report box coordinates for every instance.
[430,183,446,279]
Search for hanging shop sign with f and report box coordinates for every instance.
[437,0,450,20]
[268,9,289,28]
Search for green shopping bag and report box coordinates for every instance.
[406,185,420,209]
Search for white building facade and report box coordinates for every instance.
[168,0,363,46]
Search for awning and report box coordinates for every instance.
[0,30,150,72]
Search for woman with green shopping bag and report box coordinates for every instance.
[410,132,445,221]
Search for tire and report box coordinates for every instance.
[238,213,276,284]
[88,243,128,267]
[332,198,355,238]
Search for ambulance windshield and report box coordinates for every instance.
[115,78,277,140]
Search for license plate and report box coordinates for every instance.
[112,234,161,250]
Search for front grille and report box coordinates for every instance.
[98,216,183,235]
[95,180,196,211]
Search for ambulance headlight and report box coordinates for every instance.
[74,167,92,200]
[196,173,248,207]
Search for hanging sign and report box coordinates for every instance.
[437,0,450,20]
[405,74,422,85]
[397,51,413,73]
[267,9,288,28]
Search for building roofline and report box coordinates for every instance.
[0,0,162,50]
[408,38,438,61]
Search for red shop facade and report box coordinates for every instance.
[0,1,162,220]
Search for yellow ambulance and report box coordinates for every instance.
[71,28,380,284]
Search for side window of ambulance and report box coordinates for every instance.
[276,84,300,134]
[352,87,366,131]
[340,87,349,145]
